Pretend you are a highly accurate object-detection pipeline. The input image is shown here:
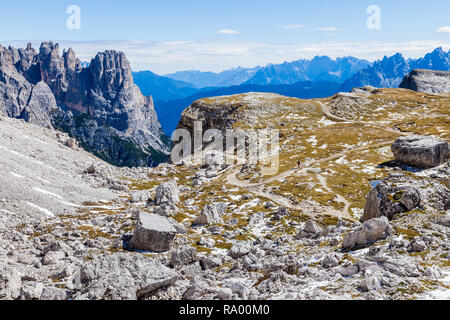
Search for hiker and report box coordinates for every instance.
[297,160,301,168]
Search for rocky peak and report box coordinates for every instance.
[90,50,133,98]
[0,42,170,167]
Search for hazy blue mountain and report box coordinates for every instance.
[132,71,198,101]
[340,48,450,92]
[164,67,261,88]
[244,56,371,85]
[155,81,341,134]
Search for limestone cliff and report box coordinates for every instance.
[0,42,169,167]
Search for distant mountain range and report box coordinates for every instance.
[243,56,370,86]
[340,47,450,91]
[132,47,449,134]
[164,67,261,88]
[132,71,198,102]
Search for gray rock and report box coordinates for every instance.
[40,287,68,300]
[200,256,222,270]
[154,180,180,206]
[391,135,449,168]
[437,215,450,227]
[170,246,198,267]
[359,276,382,292]
[129,213,177,252]
[194,204,223,225]
[399,69,450,94]
[408,239,427,253]
[76,252,178,300]
[0,264,22,300]
[342,217,393,250]
[229,242,251,259]
[322,254,340,268]
[1,42,170,168]
[295,220,324,239]
[154,204,178,217]
[362,182,420,222]
[197,237,216,248]
[20,282,44,300]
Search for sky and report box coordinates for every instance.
[0,0,449,74]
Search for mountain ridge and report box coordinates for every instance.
[0,42,170,167]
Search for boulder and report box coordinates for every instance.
[194,204,223,225]
[129,213,177,252]
[170,246,198,267]
[342,217,393,250]
[229,242,251,259]
[154,180,180,206]
[391,135,449,168]
[295,220,324,239]
[399,69,450,94]
[362,182,420,222]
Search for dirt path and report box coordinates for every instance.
[225,139,394,220]
[223,100,408,220]
[316,101,409,136]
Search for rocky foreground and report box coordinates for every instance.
[0,87,449,300]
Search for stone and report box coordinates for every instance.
[40,287,68,300]
[322,254,340,269]
[0,264,22,300]
[129,213,177,252]
[408,239,427,253]
[197,237,216,248]
[200,256,222,270]
[359,276,382,292]
[437,215,450,227]
[154,204,178,217]
[295,220,324,239]
[342,217,393,250]
[42,250,66,265]
[170,246,198,267]
[154,180,180,206]
[399,69,450,94]
[194,204,223,225]
[362,182,420,222]
[0,42,170,168]
[76,252,178,300]
[391,135,449,168]
[229,242,252,259]
[130,191,149,203]
[205,170,218,178]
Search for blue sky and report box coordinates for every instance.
[1,0,449,73]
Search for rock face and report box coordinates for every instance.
[129,213,177,252]
[400,69,450,94]
[0,42,169,167]
[342,217,393,250]
[391,135,449,168]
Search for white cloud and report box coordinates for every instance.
[314,27,341,31]
[3,40,449,74]
[283,24,304,30]
[216,29,241,35]
[437,26,450,34]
